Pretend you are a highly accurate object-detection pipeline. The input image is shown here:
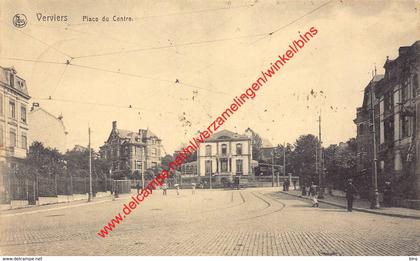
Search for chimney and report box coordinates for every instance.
[112,121,117,130]
[31,102,40,111]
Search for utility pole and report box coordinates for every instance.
[271,149,275,187]
[88,127,93,202]
[370,76,380,209]
[318,112,325,199]
[282,142,286,187]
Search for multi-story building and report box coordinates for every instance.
[99,121,162,179]
[355,41,420,208]
[0,66,30,167]
[28,103,68,153]
[197,130,252,185]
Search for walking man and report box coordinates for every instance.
[345,178,358,212]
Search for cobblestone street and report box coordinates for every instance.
[0,187,419,256]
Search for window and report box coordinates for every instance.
[9,73,14,88]
[384,92,393,112]
[205,145,212,156]
[21,134,27,150]
[236,143,242,155]
[0,126,3,147]
[136,161,142,170]
[151,162,157,168]
[221,159,228,172]
[9,129,16,147]
[20,105,27,123]
[221,144,227,155]
[205,160,212,175]
[402,116,411,138]
[9,100,16,119]
[401,81,409,103]
[0,93,3,115]
[236,159,243,174]
[413,75,419,97]
[152,148,157,156]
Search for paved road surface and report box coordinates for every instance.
[0,187,418,255]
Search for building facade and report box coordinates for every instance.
[0,66,30,166]
[28,103,68,153]
[354,41,420,208]
[99,121,162,179]
[197,130,252,185]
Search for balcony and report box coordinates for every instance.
[6,146,27,159]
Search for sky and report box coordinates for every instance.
[0,0,419,154]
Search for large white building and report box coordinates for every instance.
[28,103,68,153]
[197,130,253,185]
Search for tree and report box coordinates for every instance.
[324,138,358,193]
[64,147,110,179]
[24,141,66,178]
[289,134,318,186]
[245,128,263,160]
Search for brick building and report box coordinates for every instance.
[354,41,420,208]
[99,121,162,179]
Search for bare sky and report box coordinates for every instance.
[1,0,419,154]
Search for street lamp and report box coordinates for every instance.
[370,79,380,209]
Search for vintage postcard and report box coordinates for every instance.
[0,0,419,259]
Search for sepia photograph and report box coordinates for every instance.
[0,0,419,259]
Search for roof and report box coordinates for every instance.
[261,138,273,147]
[29,107,68,134]
[113,128,160,145]
[0,66,30,98]
[206,129,250,142]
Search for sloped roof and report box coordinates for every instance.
[114,128,160,145]
[207,129,249,141]
[29,107,68,134]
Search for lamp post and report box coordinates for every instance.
[370,79,380,209]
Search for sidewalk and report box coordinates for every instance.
[280,189,420,220]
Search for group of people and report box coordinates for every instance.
[300,179,359,211]
[135,182,198,196]
[301,182,319,207]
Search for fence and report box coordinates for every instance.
[0,174,131,206]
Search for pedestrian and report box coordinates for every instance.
[286,179,290,191]
[175,183,180,195]
[345,178,358,212]
[309,182,318,207]
[383,181,392,207]
[136,182,141,195]
[283,179,287,191]
[192,183,196,195]
[302,184,307,196]
[305,184,311,198]
[162,182,168,196]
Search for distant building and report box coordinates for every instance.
[197,130,253,185]
[0,66,30,167]
[99,121,162,179]
[354,41,420,208]
[28,103,68,153]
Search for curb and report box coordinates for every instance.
[279,191,420,220]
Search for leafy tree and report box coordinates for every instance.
[245,128,263,160]
[24,141,66,178]
[289,134,318,186]
[324,138,358,193]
